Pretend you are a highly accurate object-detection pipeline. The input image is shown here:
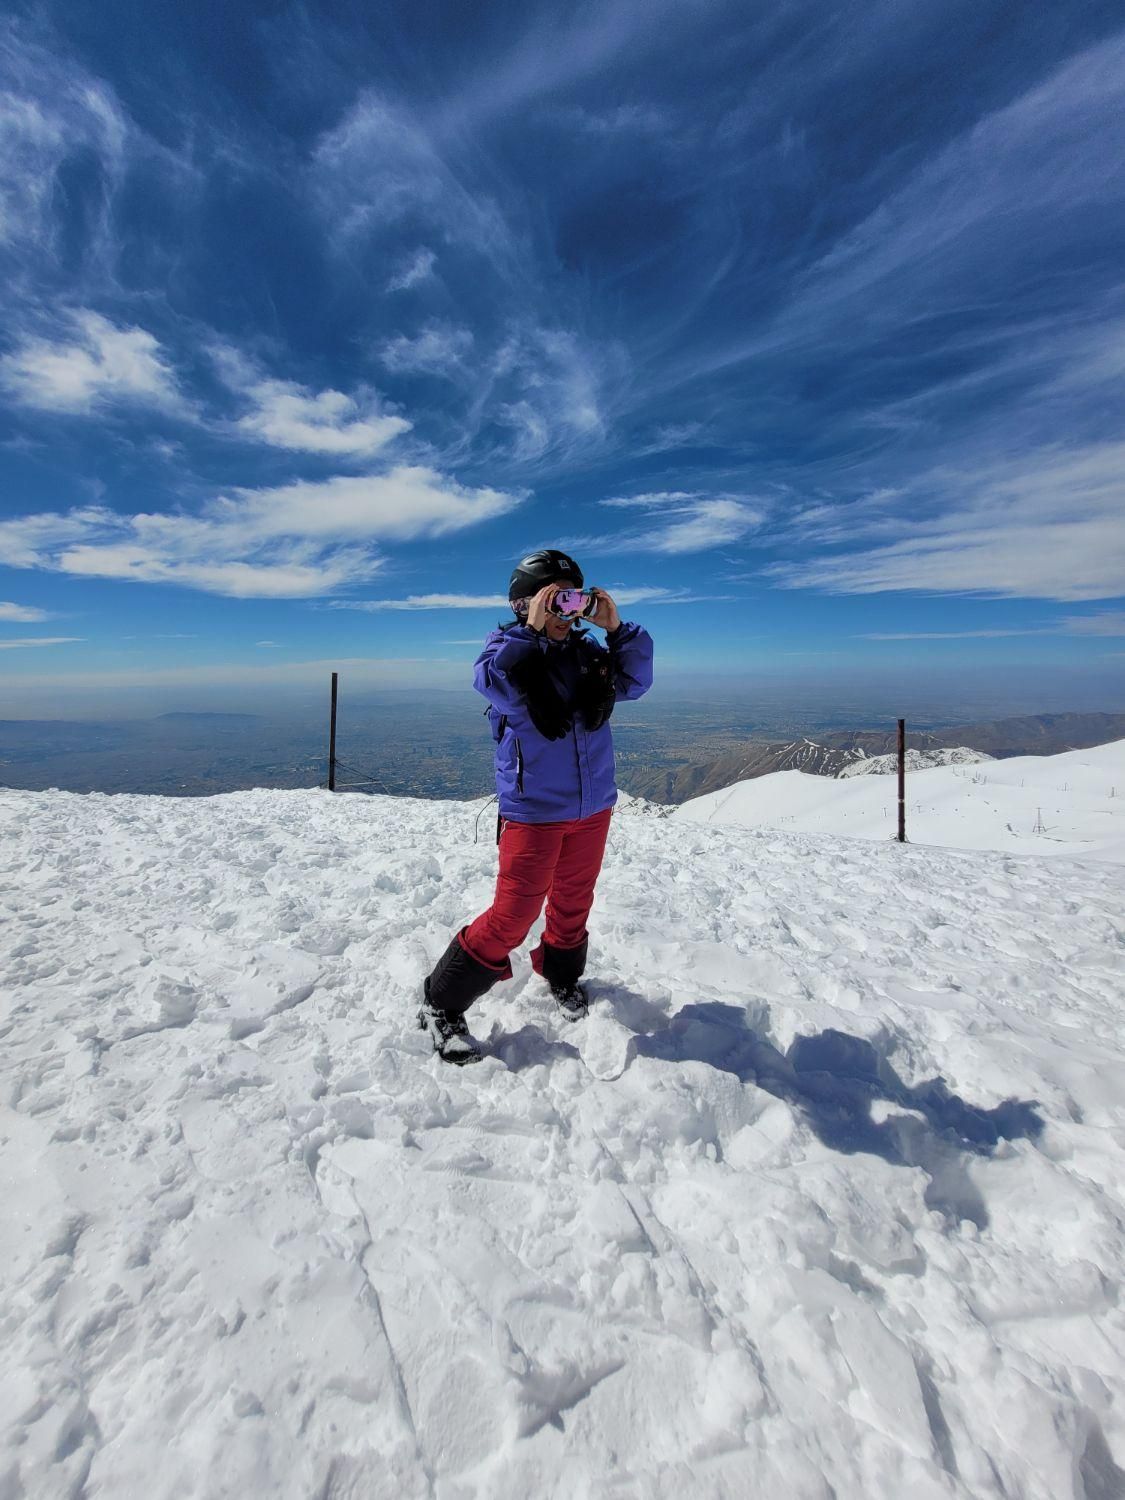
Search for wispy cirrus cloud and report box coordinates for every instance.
[1060,611,1125,636]
[595,491,766,554]
[685,31,1125,390]
[492,327,606,458]
[0,25,128,259]
[862,613,1125,640]
[559,102,669,136]
[309,89,621,473]
[0,468,521,599]
[861,630,1042,641]
[379,324,474,379]
[436,0,694,132]
[0,636,82,649]
[385,247,437,292]
[771,441,1125,602]
[0,20,203,316]
[375,318,617,469]
[814,36,1125,310]
[311,92,511,263]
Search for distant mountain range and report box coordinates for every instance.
[626,712,1125,805]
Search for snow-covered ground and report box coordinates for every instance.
[674,739,1125,862]
[2,780,1124,1499]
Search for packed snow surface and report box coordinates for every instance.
[2,780,1124,1499]
[675,738,1125,862]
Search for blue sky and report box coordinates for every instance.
[1,0,1124,716]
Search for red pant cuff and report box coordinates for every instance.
[457,927,514,978]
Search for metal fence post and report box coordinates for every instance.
[328,672,338,791]
[897,718,906,842]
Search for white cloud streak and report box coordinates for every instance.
[1058,611,1125,636]
[0,601,49,622]
[601,490,700,509]
[1,315,417,459]
[0,468,522,599]
[328,585,698,611]
[861,616,1125,640]
[213,346,410,456]
[860,630,1043,641]
[1,311,185,414]
[332,593,508,612]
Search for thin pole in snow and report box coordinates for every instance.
[328,671,338,792]
[897,718,906,843]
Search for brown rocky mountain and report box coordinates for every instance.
[820,712,1125,759]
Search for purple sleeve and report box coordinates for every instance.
[606,622,654,702]
[473,625,546,711]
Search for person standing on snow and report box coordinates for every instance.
[418,549,655,1064]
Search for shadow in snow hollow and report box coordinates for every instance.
[629,1001,1044,1229]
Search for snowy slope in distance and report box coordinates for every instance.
[1,781,1124,1499]
[838,747,992,777]
[673,738,1125,862]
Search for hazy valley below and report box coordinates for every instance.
[2,695,1124,805]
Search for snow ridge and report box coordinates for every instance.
[675,738,1125,862]
[838,747,992,777]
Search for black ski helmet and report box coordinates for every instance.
[508,548,584,603]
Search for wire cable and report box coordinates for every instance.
[472,794,498,843]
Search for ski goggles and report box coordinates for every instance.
[511,588,597,620]
[553,588,596,618]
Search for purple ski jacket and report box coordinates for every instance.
[473,619,654,822]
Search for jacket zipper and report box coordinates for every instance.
[515,738,524,794]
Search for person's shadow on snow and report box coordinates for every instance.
[628,1001,1044,1229]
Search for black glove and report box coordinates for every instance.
[509,653,573,740]
[578,649,616,731]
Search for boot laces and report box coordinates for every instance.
[424,1002,468,1041]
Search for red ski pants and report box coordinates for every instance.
[458,807,613,976]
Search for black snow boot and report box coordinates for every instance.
[539,936,590,1023]
[418,988,482,1066]
[417,931,510,1065]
